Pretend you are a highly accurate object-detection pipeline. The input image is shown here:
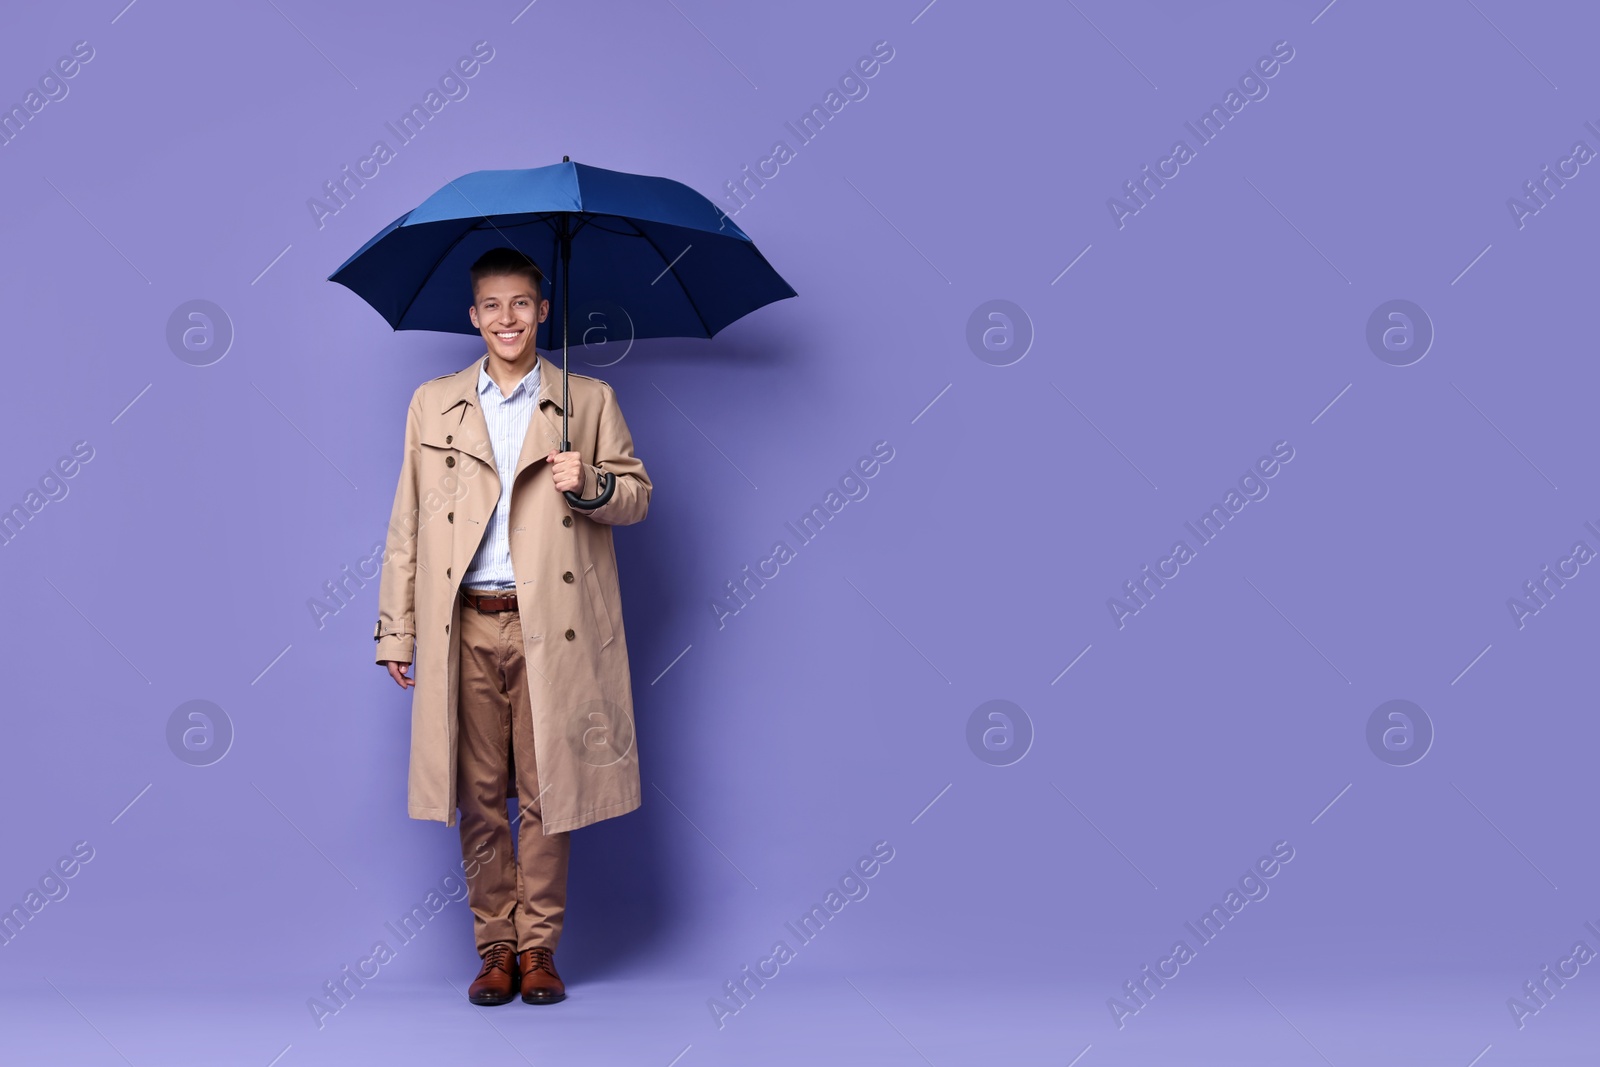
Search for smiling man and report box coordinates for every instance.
[374,246,651,1007]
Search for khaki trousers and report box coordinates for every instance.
[456,588,571,954]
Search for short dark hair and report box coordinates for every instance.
[470,247,545,300]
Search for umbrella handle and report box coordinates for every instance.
[560,437,616,510]
[564,470,616,511]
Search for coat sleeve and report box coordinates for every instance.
[375,389,422,665]
[575,380,651,527]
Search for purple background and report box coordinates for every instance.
[1,0,1595,1063]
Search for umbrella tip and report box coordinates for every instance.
[563,155,570,162]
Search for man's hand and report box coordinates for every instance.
[381,660,415,689]
[546,450,583,494]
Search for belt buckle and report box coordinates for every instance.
[464,588,515,613]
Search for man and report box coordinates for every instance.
[374,246,651,1006]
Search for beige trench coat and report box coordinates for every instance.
[373,351,650,834]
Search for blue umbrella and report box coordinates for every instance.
[329,157,796,508]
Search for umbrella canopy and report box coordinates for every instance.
[327,159,797,347]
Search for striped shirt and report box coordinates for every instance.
[460,354,541,591]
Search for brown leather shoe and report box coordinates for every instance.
[468,942,519,1006]
[518,947,566,1004]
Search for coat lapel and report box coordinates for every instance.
[440,351,567,488]
[437,356,496,473]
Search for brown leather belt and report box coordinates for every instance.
[461,588,518,613]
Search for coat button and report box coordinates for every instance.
[446,434,453,443]
[562,516,573,527]
[447,512,454,523]
[446,567,451,579]
[445,456,455,467]
[445,623,450,633]
[564,629,575,641]
[562,571,574,583]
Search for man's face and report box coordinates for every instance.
[469,272,548,363]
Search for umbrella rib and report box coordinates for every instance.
[394,225,480,331]
[471,214,559,234]
[626,219,715,338]
[379,208,739,341]
[575,217,648,236]
[391,214,558,330]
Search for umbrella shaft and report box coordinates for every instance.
[560,212,571,452]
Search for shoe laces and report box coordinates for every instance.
[522,946,556,974]
[480,942,515,975]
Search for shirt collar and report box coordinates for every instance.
[477,354,540,402]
